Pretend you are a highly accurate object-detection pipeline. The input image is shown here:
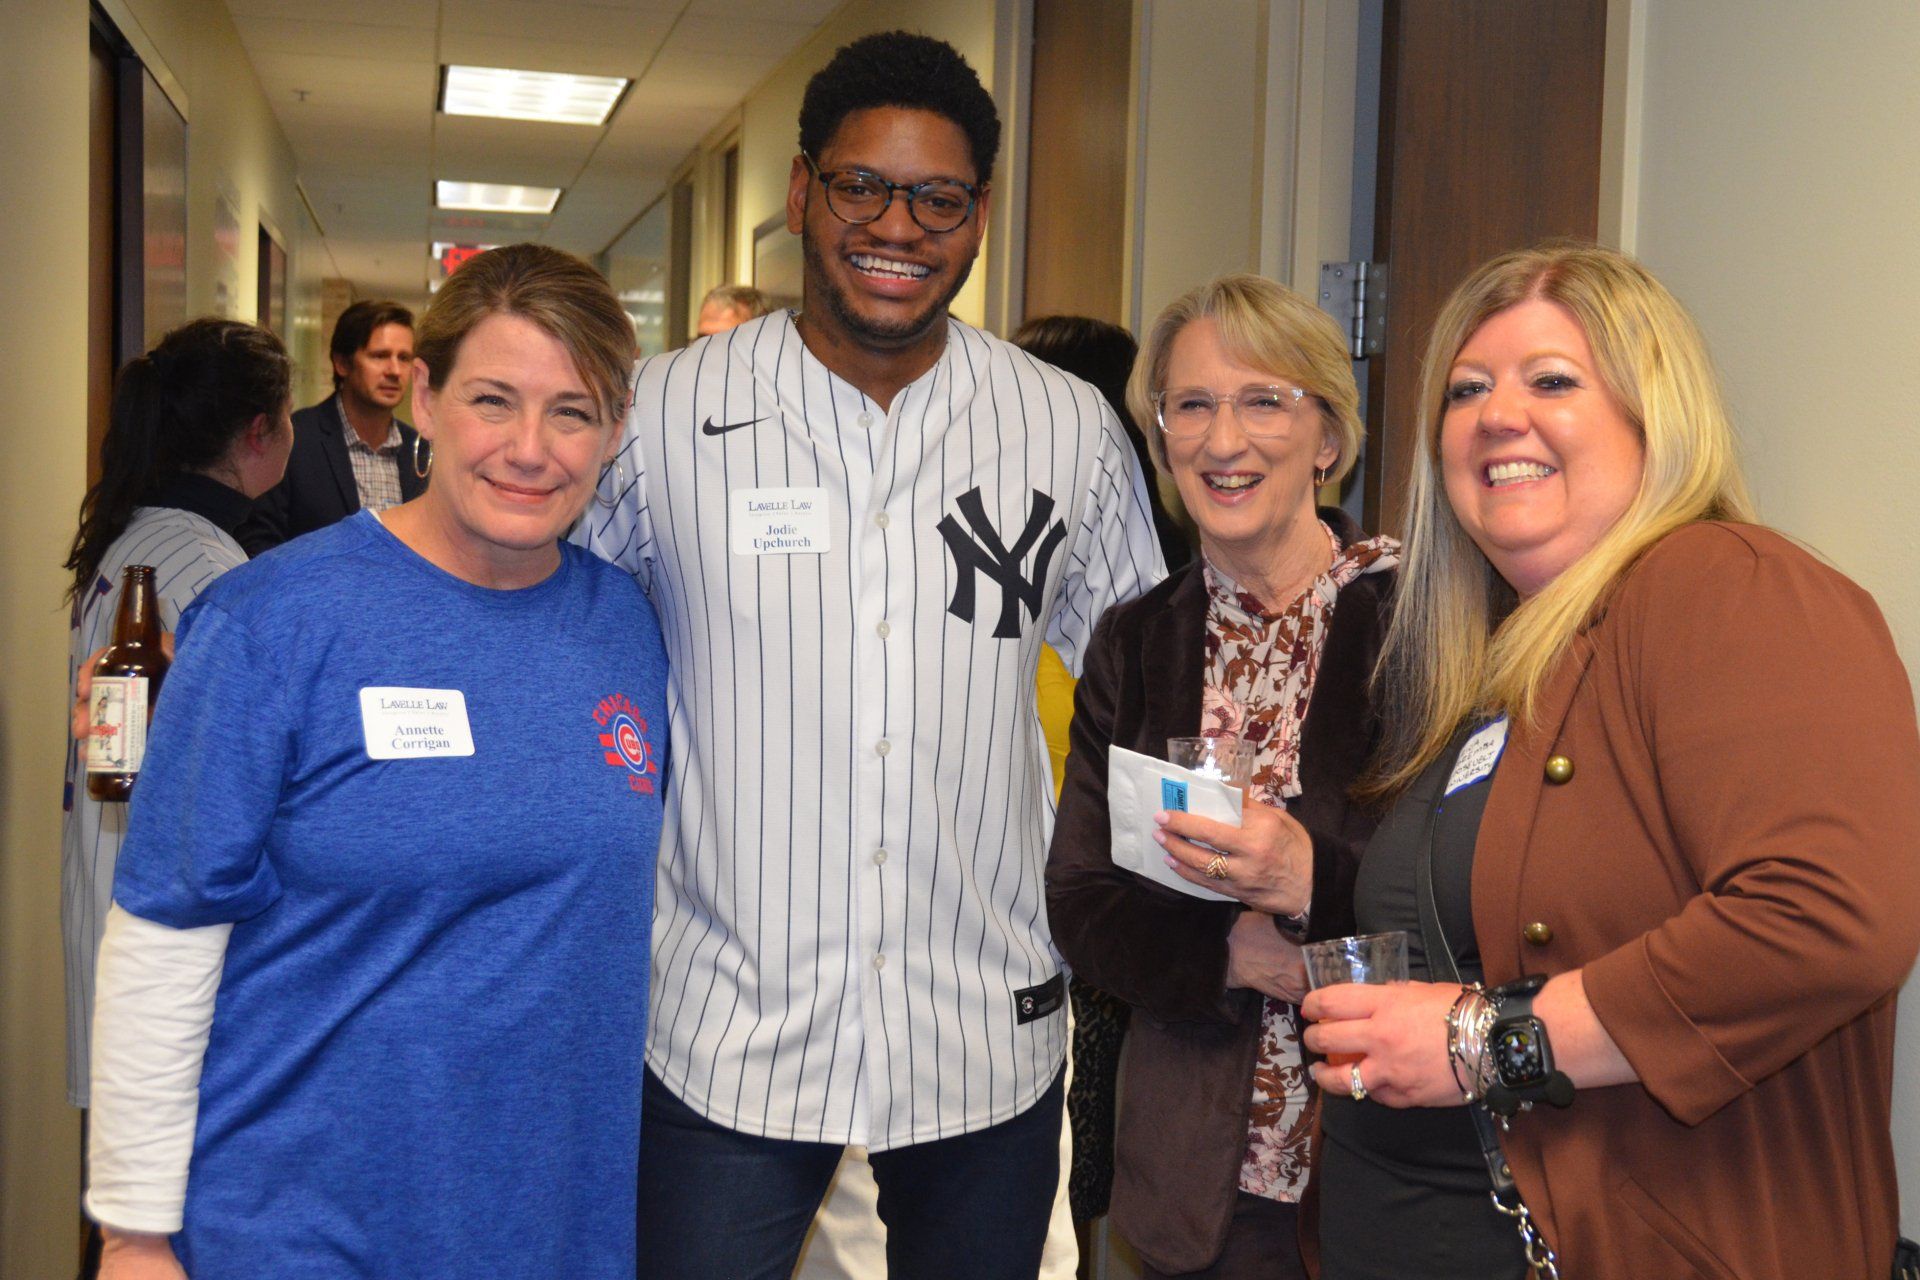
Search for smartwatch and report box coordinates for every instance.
[1481,975,1576,1117]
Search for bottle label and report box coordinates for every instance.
[86,675,149,775]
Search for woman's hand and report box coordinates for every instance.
[1300,980,1468,1108]
[1225,911,1308,1003]
[99,1229,187,1280]
[1155,798,1312,917]
[72,636,176,741]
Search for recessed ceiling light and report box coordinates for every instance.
[435,181,562,215]
[440,65,628,126]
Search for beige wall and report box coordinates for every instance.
[0,2,91,1271]
[0,1,315,1269]
[1126,0,1266,330]
[1609,0,1920,1231]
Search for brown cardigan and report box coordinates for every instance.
[1476,522,1920,1280]
[1045,509,1394,1274]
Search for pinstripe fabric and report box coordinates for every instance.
[577,312,1164,1150]
[61,506,247,1106]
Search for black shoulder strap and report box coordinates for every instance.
[1413,732,1559,1277]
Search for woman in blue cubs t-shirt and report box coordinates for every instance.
[87,245,667,1279]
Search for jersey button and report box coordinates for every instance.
[876,740,891,757]
[872,953,886,970]
[858,411,875,429]
[874,849,888,866]
[876,621,891,639]
[874,512,890,529]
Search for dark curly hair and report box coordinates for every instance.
[798,31,1001,184]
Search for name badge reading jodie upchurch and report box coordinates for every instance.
[359,687,475,760]
[731,487,831,556]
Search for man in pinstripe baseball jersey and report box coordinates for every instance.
[578,33,1164,1278]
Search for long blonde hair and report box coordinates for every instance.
[1370,243,1755,795]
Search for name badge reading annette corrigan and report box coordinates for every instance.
[359,688,475,760]
[731,487,831,556]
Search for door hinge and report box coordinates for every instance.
[1318,260,1389,359]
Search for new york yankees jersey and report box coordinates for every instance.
[62,503,248,1105]
[577,311,1165,1150]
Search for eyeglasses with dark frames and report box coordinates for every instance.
[802,152,985,234]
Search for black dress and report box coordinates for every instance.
[1316,725,1526,1280]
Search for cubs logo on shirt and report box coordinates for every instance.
[593,692,658,795]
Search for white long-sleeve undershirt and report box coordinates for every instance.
[86,904,231,1234]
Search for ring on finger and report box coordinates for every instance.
[1348,1061,1368,1103]
[1203,853,1230,880]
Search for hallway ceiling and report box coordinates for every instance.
[226,0,841,303]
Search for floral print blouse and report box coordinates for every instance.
[1200,521,1399,1202]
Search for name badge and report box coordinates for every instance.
[1445,716,1508,795]
[359,687,475,760]
[732,487,830,556]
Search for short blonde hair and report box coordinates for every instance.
[415,243,635,425]
[1370,241,1756,794]
[1126,273,1362,483]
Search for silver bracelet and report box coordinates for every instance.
[1446,984,1497,1103]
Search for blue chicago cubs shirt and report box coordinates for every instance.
[113,512,668,1277]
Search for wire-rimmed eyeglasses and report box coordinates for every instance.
[802,152,985,234]
[1153,384,1308,438]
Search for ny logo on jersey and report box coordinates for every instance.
[937,487,1067,639]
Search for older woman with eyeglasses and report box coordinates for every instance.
[1047,274,1397,1279]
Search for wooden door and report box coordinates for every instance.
[1363,0,1608,534]
[1022,0,1131,324]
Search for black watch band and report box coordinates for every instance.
[1482,975,1576,1117]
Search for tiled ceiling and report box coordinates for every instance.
[226,0,841,304]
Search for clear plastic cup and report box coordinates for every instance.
[1302,931,1411,990]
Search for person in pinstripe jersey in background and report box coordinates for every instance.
[59,318,293,1277]
[577,30,1165,1280]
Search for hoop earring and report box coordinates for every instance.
[1314,465,1329,489]
[412,435,432,479]
[595,455,628,509]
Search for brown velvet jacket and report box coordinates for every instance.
[1472,522,1920,1280]
[1045,509,1394,1274]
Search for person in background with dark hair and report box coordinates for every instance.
[236,298,423,554]
[697,283,773,336]
[1006,314,1188,1247]
[60,317,293,1276]
[577,30,1163,1280]
[85,245,667,1279]
[1013,314,1191,571]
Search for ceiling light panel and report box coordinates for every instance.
[434,181,562,214]
[440,65,629,126]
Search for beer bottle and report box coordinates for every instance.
[86,564,168,801]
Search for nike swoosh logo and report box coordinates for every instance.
[701,415,767,436]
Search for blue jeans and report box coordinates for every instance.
[636,1067,1064,1280]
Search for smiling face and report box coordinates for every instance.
[1439,297,1646,596]
[409,312,620,589]
[335,321,414,415]
[1161,316,1337,585]
[786,106,988,355]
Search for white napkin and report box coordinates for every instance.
[1105,744,1242,902]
